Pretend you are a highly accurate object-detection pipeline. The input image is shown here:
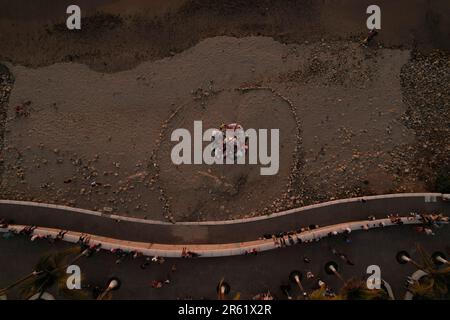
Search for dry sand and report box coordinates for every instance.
[0,37,422,221]
[0,1,448,222]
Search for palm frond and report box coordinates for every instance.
[340,278,389,300]
[308,287,341,300]
[19,246,83,299]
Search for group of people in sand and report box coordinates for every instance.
[211,123,249,161]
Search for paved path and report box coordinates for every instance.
[0,193,448,244]
[2,216,426,257]
[1,223,449,300]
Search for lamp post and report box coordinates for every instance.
[97,277,121,300]
[396,251,422,269]
[217,279,230,300]
[432,252,449,266]
[280,284,292,300]
[325,261,345,283]
[289,270,306,296]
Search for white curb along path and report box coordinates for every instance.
[2,193,448,244]
[0,216,431,258]
[1,193,447,226]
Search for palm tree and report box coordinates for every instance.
[0,270,42,298]
[0,246,90,300]
[309,278,389,300]
[406,246,450,300]
[309,286,341,300]
[407,269,450,300]
[309,262,391,300]
[339,278,390,300]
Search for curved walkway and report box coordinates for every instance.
[0,216,429,257]
[0,193,448,244]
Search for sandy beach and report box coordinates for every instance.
[0,0,449,222]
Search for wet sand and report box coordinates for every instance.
[0,0,449,72]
